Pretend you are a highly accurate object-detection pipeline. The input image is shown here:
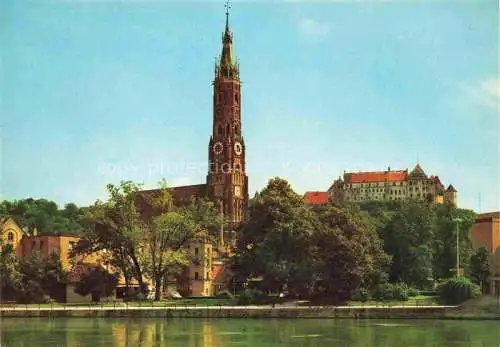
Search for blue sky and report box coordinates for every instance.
[2,0,498,212]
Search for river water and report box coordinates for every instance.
[1,318,498,346]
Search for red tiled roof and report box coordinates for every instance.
[139,184,207,205]
[344,170,408,184]
[212,264,224,282]
[304,191,329,205]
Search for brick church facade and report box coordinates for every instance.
[141,9,249,247]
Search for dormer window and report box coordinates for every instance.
[7,232,14,242]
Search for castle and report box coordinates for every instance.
[304,163,457,206]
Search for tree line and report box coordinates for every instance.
[1,177,491,304]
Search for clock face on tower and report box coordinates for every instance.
[213,142,223,155]
[234,142,243,156]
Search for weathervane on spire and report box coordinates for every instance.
[224,0,231,28]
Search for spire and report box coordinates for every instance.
[225,0,231,33]
[216,0,238,79]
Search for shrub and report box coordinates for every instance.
[372,283,410,301]
[407,287,420,297]
[351,287,371,302]
[237,289,268,305]
[215,290,234,299]
[437,277,480,305]
[391,283,409,301]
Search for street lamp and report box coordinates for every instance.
[452,217,463,277]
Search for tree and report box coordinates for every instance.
[0,244,22,301]
[433,204,475,280]
[470,246,491,293]
[379,201,436,288]
[74,266,119,302]
[17,251,66,303]
[140,181,222,300]
[311,206,390,303]
[233,178,316,297]
[0,198,85,236]
[71,181,148,294]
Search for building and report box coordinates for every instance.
[139,7,248,248]
[469,212,500,294]
[326,164,457,205]
[136,8,248,296]
[304,191,329,206]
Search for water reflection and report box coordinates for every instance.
[1,318,499,347]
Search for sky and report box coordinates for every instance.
[1,0,499,212]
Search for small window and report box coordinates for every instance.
[235,93,239,103]
[206,272,210,279]
[7,232,14,242]
[195,272,199,280]
[195,248,199,256]
[226,124,230,135]
[218,125,222,136]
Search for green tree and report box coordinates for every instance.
[0,244,22,301]
[17,251,66,303]
[71,181,147,293]
[433,204,475,280]
[380,201,436,288]
[311,206,390,303]
[233,178,316,296]
[470,246,491,292]
[74,266,119,302]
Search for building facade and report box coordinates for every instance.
[326,164,457,206]
[469,212,500,294]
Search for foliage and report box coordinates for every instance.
[433,204,475,279]
[470,247,491,289]
[215,290,234,299]
[17,251,66,304]
[70,181,148,294]
[0,244,22,301]
[74,266,119,302]
[350,287,371,302]
[233,178,316,296]
[311,206,390,303]
[236,289,269,305]
[233,177,390,303]
[0,199,85,236]
[372,282,409,301]
[407,287,420,297]
[437,277,480,305]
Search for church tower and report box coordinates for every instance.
[207,3,248,244]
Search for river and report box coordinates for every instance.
[1,318,498,346]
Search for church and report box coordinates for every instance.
[140,8,249,249]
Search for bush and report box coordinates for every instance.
[437,277,480,305]
[391,283,409,301]
[372,283,409,301]
[407,287,420,297]
[215,290,234,299]
[351,287,371,302]
[237,289,269,305]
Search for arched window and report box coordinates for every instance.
[7,232,14,242]
[235,93,239,103]
[218,125,222,136]
[226,124,230,135]
[235,124,239,135]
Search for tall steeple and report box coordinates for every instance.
[217,0,238,79]
[207,0,248,245]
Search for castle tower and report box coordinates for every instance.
[206,3,248,246]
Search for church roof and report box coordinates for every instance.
[304,191,329,205]
[344,170,408,184]
[139,184,207,205]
